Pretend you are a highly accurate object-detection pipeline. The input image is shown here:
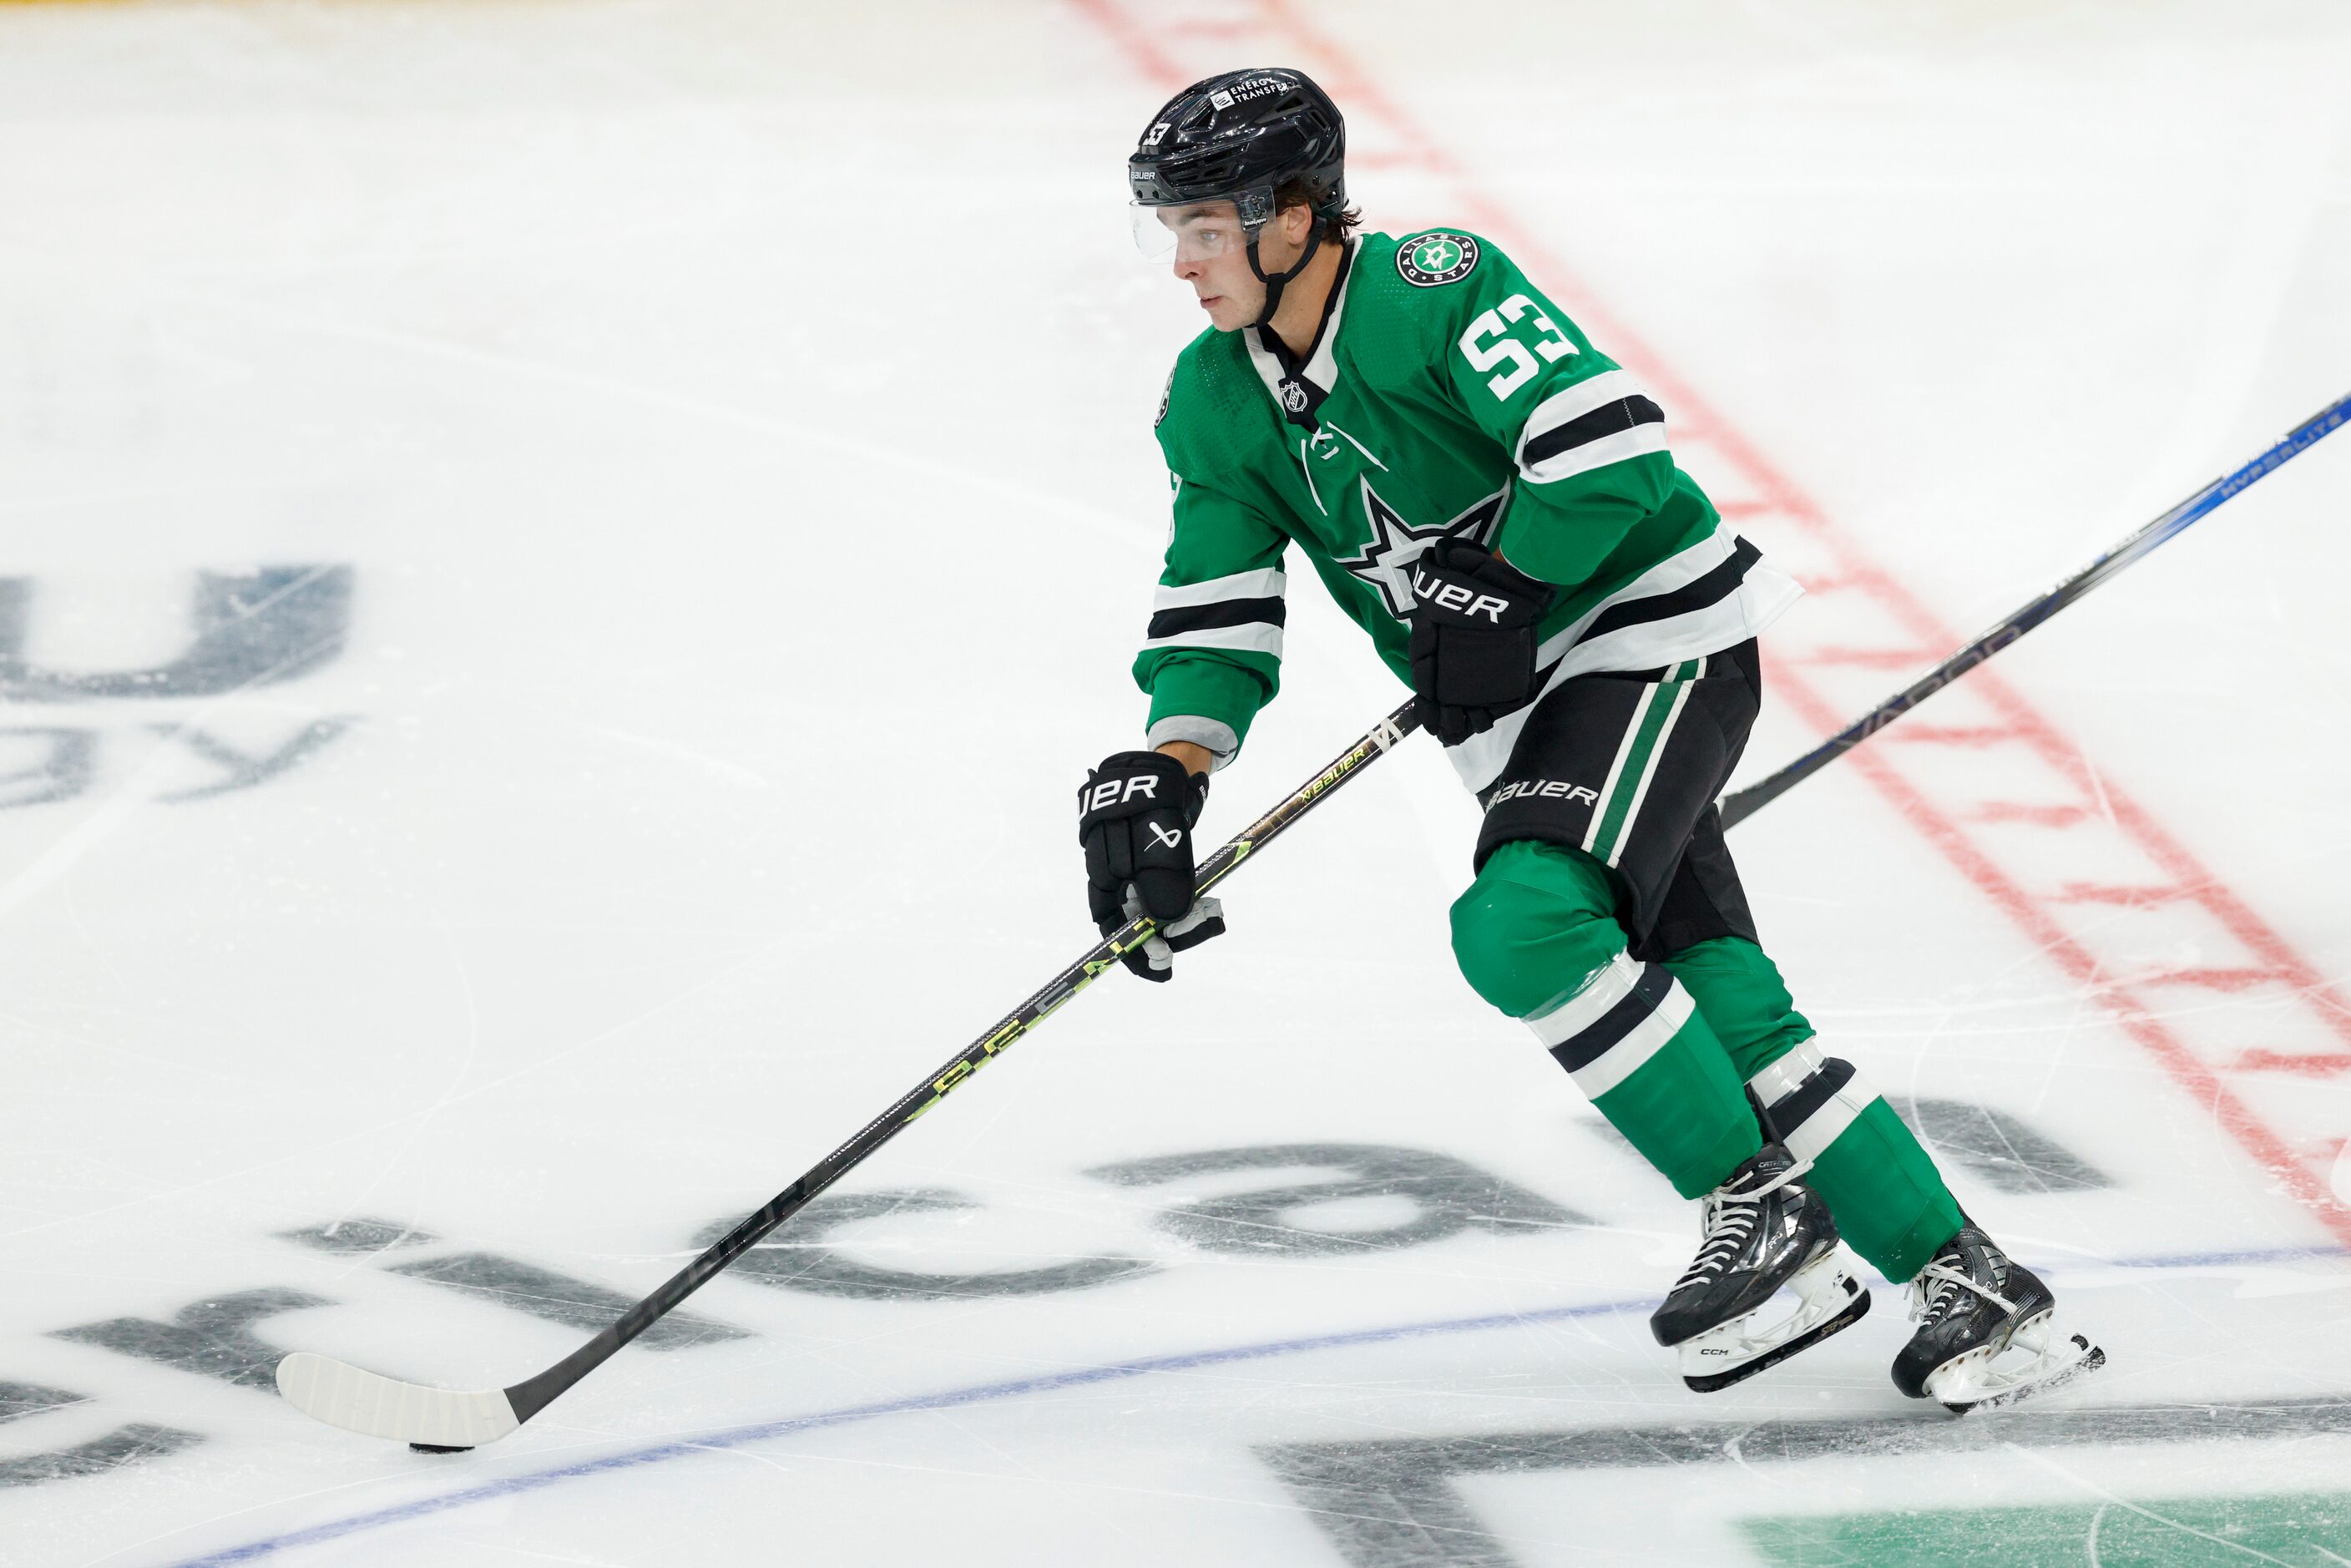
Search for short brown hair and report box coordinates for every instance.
[1275,177,1363,244]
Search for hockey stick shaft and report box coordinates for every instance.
[1719,390,2351,830]
[498,701,1421,1425]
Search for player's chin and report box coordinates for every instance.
[1201,296,1253,331]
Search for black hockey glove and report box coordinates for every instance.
[1077,750,1225,982]
[1407,539,1556,746]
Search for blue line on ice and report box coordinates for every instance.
[165,1293,1654,1565]
[161,1242,2347,1565]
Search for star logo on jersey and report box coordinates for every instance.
[1396,232,1480,287]
[1335,478,1510,618]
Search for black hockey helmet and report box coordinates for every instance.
[1129,68,1347,226]
[1128,68,1347,325]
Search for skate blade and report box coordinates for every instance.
[1929,1311,2106,1414]
[1681,1254,1872,1394]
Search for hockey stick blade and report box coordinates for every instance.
[273,701,1421,1447]
[276,1352,520,1451]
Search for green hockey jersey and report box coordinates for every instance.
[1138,228,1800,792]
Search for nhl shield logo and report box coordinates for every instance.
[1279,379,1311,413]
[1396,232,1480,287]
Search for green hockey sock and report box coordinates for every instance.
[1667,936,1963,1281]
[1452,842,1759,1199]
[1661,935,1816,1075]
[1745,1036,1965,1281]
[1525,954,1762,1198]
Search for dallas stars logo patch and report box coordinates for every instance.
[1335,478,1509,617]
[1396,232,1479,287]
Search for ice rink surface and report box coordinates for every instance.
[3,0,2351,1561]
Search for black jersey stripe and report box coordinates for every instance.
[1761,1055,1858,1141]
[1522,395,1665,469]
[1548,961,1673,1072]
[1146,596,1289,640]
[1580,539,1762,643]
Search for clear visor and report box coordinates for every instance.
[1131,199,1255,264]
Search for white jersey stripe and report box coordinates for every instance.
[1151,569,1288,611]
[1516,369,1647,450]
[1140,621,1284,657]
[1523,422,1672,485]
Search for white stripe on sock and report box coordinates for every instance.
[1571,979,1696,1100]
[1524,950,1644,1049]
[1746,1041,1827,1108]
[1782,1079,1878,1163]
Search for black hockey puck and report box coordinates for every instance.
[410,1443,472,1454]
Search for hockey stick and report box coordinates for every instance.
[276,701,1422,1450]
[1720,390,2351,829]
[275,393,2345,1449]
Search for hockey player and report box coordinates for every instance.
[1075,68,2101,1411]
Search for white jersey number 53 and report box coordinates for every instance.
[1458,293,1579,400]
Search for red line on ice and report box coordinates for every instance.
[2235,1050,2351,1078]
[2127,966,2289,993]
[1069,0,2351,1247]
[2053,883,2188,908]
[1792,645,1954,670]
[1887,725,2023,748]
[1766,677,2351,1237]
[1969,802,2093,827]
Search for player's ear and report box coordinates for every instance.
[1279,200,1313,250]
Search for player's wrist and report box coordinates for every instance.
[1155,740,1215,776]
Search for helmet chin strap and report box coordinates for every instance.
[1245,223,1324,331]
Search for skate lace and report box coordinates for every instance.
[1672,1157,1814,1291]
[1907,1259,2018,1326]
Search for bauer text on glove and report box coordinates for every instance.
[1075,750,1226,981]
[1406,539,1556,746]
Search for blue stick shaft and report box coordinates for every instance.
[1721,391,2351,830]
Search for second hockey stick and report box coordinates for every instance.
[276,701,1420,1450]
[1721,389,2351,828]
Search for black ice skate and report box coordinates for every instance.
[1894,1224,2104,1413]
[1651,1144,1870,1393]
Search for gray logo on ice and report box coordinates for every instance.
[0,1124,2111,1495]
[0,564,356,810]
[0,565,351,702]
